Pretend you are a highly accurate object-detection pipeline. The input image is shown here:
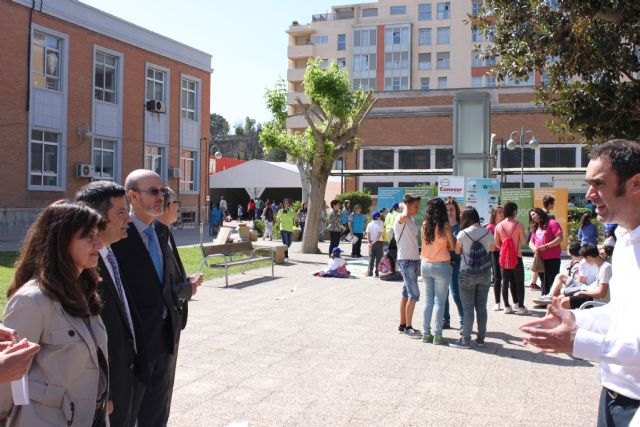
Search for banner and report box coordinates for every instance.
[534,188,569,250]
[500,188,534,248]
[438,176,465,206]
[464,178,500,225]
[376,187,405,211]
[402,186,436,245]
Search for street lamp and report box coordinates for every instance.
[506,126,538,188]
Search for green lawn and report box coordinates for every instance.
[0,246,271,314]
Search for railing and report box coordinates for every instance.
[312,11,354,22]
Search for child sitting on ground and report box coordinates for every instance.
[314,247,350,278]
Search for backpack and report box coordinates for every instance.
[378,255,394,275]
[463,231,492,274]
[499,223,519,270]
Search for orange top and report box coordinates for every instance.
[421,227,451,263]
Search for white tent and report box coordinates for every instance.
[209,160,301,199]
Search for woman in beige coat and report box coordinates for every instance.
[0,201,109,426]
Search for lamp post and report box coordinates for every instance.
[506,126,538,188]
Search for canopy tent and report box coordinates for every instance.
[209,160,301,199]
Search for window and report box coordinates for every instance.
[320,58,330,67]
[472,27,483,43]
[500,147,535,168]
[353,54,376,72]
[180,150,197,191]
[390,5,406,15]
[384,77,409,91]
[353,78,376,90]
[384,52,409,70]
[30,129,60,187]
[472,51,484,67]
[312,35,328,44]
[337,58,347,69]
[438,76,448,89]
[418,53,432,70]
[400,149,430,169]
[437,2,450,19]
[363,182,394,196]
[337,34,346,51]
[486,75,497,87]
[420,77,430,90]
[418,3,432,20]
[385,27,410,46]
[334,157,345,170]
[435,148,453,168]
[93,139,116,180]
[181,78,197,121]
[363,150,394,169]
[436,52,450,69]
[144,145,163,176]
[437,27,450,44]
[32,31,62,91]
[472,0,483,16]
[486,25,496,42]
[540,147,576,168]
[94,52,117,103]
[362,7,378,17]
[419,28,432,45]
[146,68,165,102]
[353,29,377,47]
[471,76,483,88]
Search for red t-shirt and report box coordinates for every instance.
[530,219,562,260]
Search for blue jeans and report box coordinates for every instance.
[421,261,452,337]
[458,270,491,341]
[281,230,293,258]
[397,259,420,301]
[598,387,639,427]
[444,259,463,325]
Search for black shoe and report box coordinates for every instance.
[398,324,406,333]
[442,321,451,329]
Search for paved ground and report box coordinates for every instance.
[168,234,601,427]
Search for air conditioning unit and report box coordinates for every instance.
[169,167,181,178]
[146,99,165,113]
[76,164,94,178]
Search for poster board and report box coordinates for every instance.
[465,178,500,225]
[377,187,405,211]
[500,188,534,248]
[402,186,436,245]
[438,176,465,206]
[534,188,569,250]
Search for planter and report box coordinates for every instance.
[293,229,302,241]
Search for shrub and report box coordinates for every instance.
[335,191,373,214]
[567,208,604,244]
[253,219,265,237]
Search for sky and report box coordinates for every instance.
[81,0,355,129]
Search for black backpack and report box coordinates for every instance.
[463,231,492,275]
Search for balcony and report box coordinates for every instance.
[287,23,314,35]
[312,7,355,22]
[287,44,313,59]
[287,91,309,105]
[287,68,306,82]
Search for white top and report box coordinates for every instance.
[456,225,494,271]
[578,259,599,285]
[586,261,612,302]
[328,257,346,270]
[366,220,384,243]
[393,215,419,261]
[573,225,640,400]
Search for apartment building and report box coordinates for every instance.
[286,0,587,197]
[0,0,212,239]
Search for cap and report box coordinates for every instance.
[331,247,342,255]
[372,211,381,219]
[392,203,400,210]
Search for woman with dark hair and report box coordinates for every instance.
[577,213,598,246]
[450,207,495,348]
[485,206,504,310]
[0,201,109,426]
[420,198,456,345]
[443,198,462,330]
[529,207,564,296]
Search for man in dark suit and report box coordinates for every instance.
[111,170,191,427]
[75,181,148,427]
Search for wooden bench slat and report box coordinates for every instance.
[199,238,275,287]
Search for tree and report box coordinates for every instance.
[260,59,377,253]
[477,1,640,140]
[209,113,230,140]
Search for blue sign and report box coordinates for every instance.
[377,187,405,211]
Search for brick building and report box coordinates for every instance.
[0,0,212,239]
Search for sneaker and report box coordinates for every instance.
[398,324,406,333]
[404,326,422,338]
[366,272,373,277]
[449,337,471,349]
[442,321,451,329]
[533,295,552,305]
[493,303,502,311]
[530,282,541,291]
[433,336,447,346]
[504,306,514,314]
[475,338,486,347]
[516,306,529,315]
[422,334,434,344]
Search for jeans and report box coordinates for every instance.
[398,259,420,301]
[281,230,293,258]
[539,257,561,295]
[491,251,502,304]
[501,257,524,308]
[421,261,452,337]
[458,270,491,341]
[351,232,363,257]
[329,231,341,256]
[444,259,463,325]
[598,387,639,427]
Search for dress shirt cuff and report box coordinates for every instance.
[572,328,604,362]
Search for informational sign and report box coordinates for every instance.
[500,188,534,247]
[403,186,436,245]
[465,178,500,225]
[376,187,405,211]
[534,188,569,250]
[438,176,465,206]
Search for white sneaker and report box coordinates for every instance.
[493,303,502,311]
[516,306,529,315]
[504,306,514,314]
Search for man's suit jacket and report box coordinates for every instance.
[111,222,182,359]
[166,232,191,330]
[97,256,149,427]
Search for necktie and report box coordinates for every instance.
[105,249,137,353]
[144,226,163,283]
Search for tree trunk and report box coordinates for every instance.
[301,171,329,254]
[296,160,312,205]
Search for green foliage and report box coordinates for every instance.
[478,1,640,140]
[252,219,265,237]
[210,113,230,139]
[0,252,17,314]
[568,207,592,222]
[335,191,373,214]
[567,208,604,244]
[291,200,302,213]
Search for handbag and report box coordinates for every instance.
[532,252,545,273]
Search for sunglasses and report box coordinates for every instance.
[135,187,167,196]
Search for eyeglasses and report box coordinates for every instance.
[134,187,167,196]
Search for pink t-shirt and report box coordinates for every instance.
[530,219,562,260]
[494,220,523,256]
[485,223,497,251]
